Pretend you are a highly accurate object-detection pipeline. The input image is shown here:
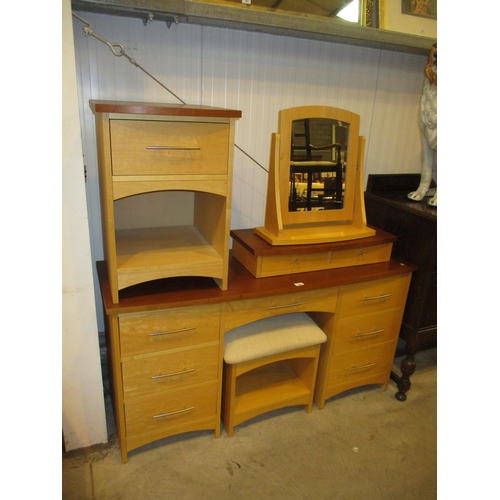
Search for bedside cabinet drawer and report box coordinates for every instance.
[334,308,403,354]
[327,342,395,387]
[338,275,409,319]
[122,344,220,400]
[125,382,218,437]
[119,304,221,357]
[110,120,229,176]
[223,287,338,332]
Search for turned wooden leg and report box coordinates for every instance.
[391,353,417,402]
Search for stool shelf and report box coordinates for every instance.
[234,360,311,418]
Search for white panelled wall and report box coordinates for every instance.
[67,8,428,449]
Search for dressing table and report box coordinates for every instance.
[98,248,414,462]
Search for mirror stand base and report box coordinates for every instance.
[254,223,376,247]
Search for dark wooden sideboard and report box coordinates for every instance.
[364,174,437,401]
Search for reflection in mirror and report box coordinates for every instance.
[289,118,349,212]
[198,1,363,24]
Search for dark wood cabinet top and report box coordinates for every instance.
[365,174,437,222]
[89,100,242,118]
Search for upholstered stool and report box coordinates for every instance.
[222,312,327,437]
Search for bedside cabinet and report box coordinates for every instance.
[90,100,241,303]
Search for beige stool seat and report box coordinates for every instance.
[222,312,327,437]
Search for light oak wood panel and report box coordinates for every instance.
[110,120,230,175]
[113,178,228,200]
[334,308,404,354]
[327,341,395,388]
[122,344,220,399]
[337,274,410,318]
[320,370,395,403]
[124,382,218,437]
[233,239,393,278]
[115,226,225,291]
[260,250,330,276]
[119,303,221,357]
[223,287,338,332]
[232,361,312,421]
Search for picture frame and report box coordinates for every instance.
[379,0,437,38]
[402,0,437,20]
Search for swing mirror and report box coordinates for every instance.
[277,106,358,227]
[255,105,375,245]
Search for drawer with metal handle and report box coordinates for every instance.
[223,287,338,332]
[333,308,404,354]
[119,304,221,357]
[124,382,218,437]
[122,344,220,400]
[110,120,230,175]
[337,275,411,319]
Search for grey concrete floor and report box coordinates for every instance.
[62,348,437,500]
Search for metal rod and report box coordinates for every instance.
[149,326,196,337]
[362,294,392,301]
[349,362,377,372]
[151,368,195,380]
[269,301,306,310]
[153,406,195,419]
[72,12,186,104]
[146,146,201,151]
[355,329,385,338]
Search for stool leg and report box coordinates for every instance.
[222,362,236,437]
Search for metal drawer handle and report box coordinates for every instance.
[146,146,201,151]
[355,329,385,338]
[151,368,195,380]
[149,326,196,337]
[362,293,392,301]
[349,362,378,372]
[269,300,306,310]
[153,406,195,419]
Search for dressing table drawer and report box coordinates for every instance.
[122,344,220,400]
[334,309,403,354]
[110,120,229,176]
[327,342,395,387]
[338,275,408,318]
[124,382,218,438]
[223,287,338,332]
[119,304,221,357]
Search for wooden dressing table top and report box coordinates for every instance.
[97,241,416,316]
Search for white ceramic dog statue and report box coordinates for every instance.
[408,43,437,207]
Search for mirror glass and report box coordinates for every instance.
[197,1,364,24]
[289,118,349,212]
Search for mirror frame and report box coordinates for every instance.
[255,105,375,245]
[279,106,358,226]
